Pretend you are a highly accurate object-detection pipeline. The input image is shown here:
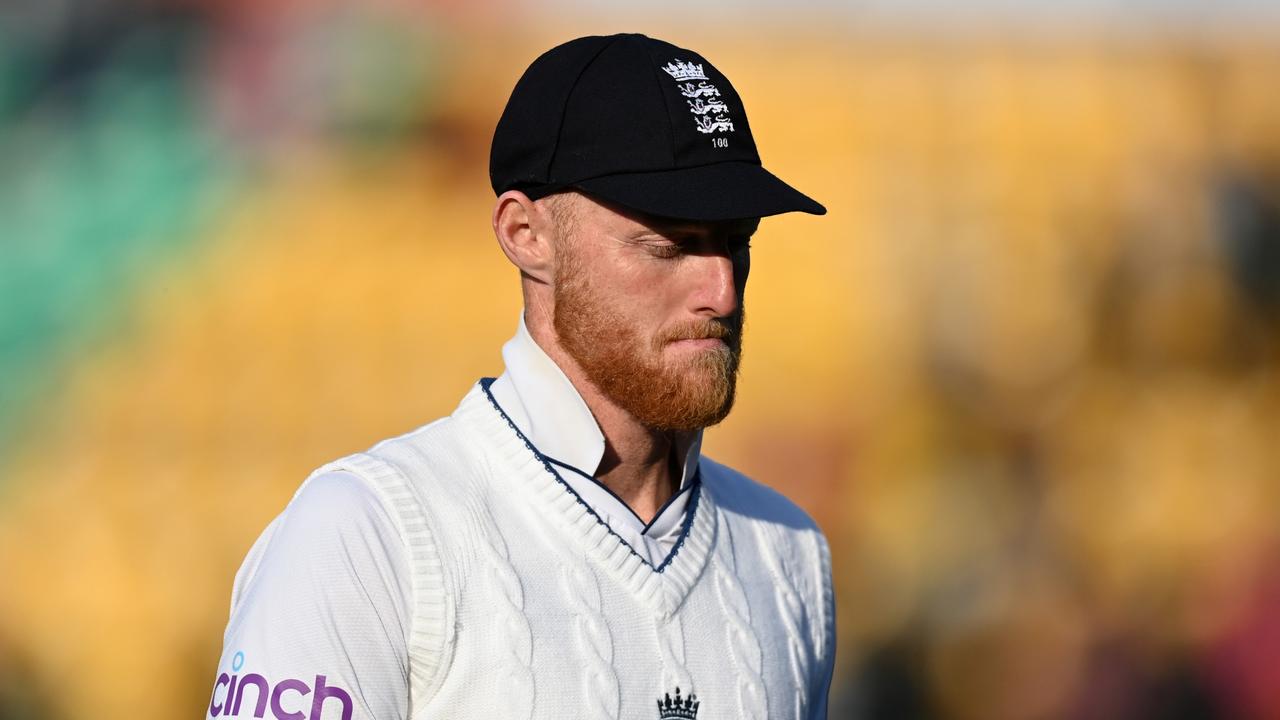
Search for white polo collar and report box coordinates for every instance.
[487,315,701,561]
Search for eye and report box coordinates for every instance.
[644,233,695,258]
[648,242,683,259]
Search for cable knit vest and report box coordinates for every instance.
[305,380,835,719]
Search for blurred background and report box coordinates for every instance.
[2,0,1280,718]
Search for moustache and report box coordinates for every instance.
[656,317,741,346]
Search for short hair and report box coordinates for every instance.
[538,191,581,240]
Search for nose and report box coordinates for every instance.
[693,248,739,318]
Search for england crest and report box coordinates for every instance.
[660,58,735,139]
[657,687,699,720]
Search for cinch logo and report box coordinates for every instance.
[208,652,353,720]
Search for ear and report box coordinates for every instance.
[492,190,555,284]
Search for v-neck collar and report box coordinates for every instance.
[544,456,698,566]
[454,379,718,617]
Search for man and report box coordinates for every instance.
[207,33,834,720]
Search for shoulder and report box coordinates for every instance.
[302,384,509,572]
[233,471,410,608]
[223,470,415,663]
[286,469,399,531]
[698,455,824,538]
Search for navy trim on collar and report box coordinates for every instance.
[642,471,697,535]
[479,377,701,573]
[543,456,697,536]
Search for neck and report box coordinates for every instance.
[524,305,691,523]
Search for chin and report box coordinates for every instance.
[652,372,737,431]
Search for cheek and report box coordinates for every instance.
[582,248,699,322]
[577,259,666,324]
[613,258,681,307]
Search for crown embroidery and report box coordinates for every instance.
[657,687,700,720]
[662,60,707,81]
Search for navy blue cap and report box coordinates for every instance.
[489,33,826,221]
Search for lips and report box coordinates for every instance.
[669,337,728,350]
[675,337,722,344]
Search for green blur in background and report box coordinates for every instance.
[2,1,1280,719]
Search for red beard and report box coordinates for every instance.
[553,256,744,432]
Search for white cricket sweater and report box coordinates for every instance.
[209,382,835,720]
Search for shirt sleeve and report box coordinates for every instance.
[206,471,413,720]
